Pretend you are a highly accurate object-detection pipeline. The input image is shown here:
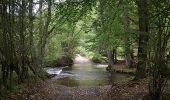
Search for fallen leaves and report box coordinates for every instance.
[5,79,150,100]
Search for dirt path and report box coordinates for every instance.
[74,54,92,64]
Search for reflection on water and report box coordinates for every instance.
[46,63,130,87]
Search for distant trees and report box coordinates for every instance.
[90,0,138,68]
[92,0,124,68]
[45,0,95,65]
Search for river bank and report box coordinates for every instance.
[109,60,136,76]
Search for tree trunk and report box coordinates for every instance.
[123,0,133,67]
[107,50,114,71]
[112,49,117,63]
[135,0,149,79]
[28,0,38,75]
[38,0,52,68]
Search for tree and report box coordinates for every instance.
[122,0,134,67]
[92,0,124,68]
[147,1,170,99]
[135,0,149,79]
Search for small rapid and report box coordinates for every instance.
[46,68,62,75]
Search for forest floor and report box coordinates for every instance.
[5,79,148,100]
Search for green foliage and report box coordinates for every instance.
[45,35,63,63]
[91,54,108,64]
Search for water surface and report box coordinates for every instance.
[46,55,130,87]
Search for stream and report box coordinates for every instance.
[46,55,130,87]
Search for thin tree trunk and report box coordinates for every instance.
[123,0,133,67]
[107,50,114,70]
[113,49,118,63]
[28,0,38,75]
[38,0,52,68]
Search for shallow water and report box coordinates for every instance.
[46,63,130,87]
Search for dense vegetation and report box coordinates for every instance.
[0,0,170,99]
